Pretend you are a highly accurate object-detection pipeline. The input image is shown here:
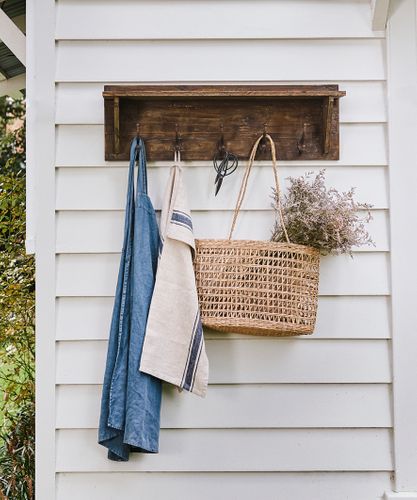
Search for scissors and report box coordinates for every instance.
[213,126,238,196]
[213,151,238,195]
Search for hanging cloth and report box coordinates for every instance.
[140,152,209,397]
[98,137,162,461]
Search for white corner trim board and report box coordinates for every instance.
[27,0,56,498]
[387,0,417,493]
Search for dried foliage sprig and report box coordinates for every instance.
[271,170,374,255]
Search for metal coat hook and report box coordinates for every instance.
[134,122,142,158]
[213,123,238,196]
[297,122,308,155]
[260,123,268,152]
[174,123,182,152]
[217,123,226,157]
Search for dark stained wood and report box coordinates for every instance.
[323,96,335,154]
[103,85,345,161]
[113,97,120,154]
[103,85,346,98]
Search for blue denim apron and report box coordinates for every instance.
[98,137,162,461]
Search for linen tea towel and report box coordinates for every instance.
[140,161,209,397]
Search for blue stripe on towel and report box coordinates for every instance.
[190,333,203,391]
[181,313,198,388]
[171,210,193,231]
[158,235,164,258]
[182,313,203,392]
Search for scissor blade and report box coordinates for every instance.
[215,176,224,196]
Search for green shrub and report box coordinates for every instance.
[0,97,35,500]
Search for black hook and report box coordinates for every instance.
[213,125,239,196]
[134,122,142,157]
[217,123,226,158]
[260,123,268,152]
[297,122,308,155]
[174,123,182,152]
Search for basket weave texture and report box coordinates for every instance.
[194,134,320,336]
[194,240,320,336]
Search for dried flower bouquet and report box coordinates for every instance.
[271,170,374,256]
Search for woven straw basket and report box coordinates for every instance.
[194,134,320,336]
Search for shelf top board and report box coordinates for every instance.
[103,84,346,99]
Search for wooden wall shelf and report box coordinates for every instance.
[103,85,346,161]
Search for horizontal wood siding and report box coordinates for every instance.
[54,472,391,500]
[56,339,391,385]
[55,40,385,82]
[55,209,390,252]
[53,1,392,498]
[56,428,393,472]
[56,296,391,340]
[55,253,390,296]
[56,384,392,429]
[55,472,393,500]
[55,0,384,40]
[55,164,389,210]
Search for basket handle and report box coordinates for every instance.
[228,133,290,243]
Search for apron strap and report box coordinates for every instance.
[120,138,138,246]
[113,137,138,342]
[121,137,149,252]
[136,137,148,195]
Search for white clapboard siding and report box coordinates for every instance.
[55,252,390,297]
[55,0,383,40]
[55,81,387,125]
[56,471,393,500]
[56,384,392,429]
[55,295,391,341]
[49,0,393,494]
[55,209,389,253]
[55,40,385,82]
[55,165,388,212]
[55,124,387,167]
[55,339,391,385]
[56,428,393,472]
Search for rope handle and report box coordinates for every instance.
[228,133,290,243]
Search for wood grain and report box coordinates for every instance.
[103,85,345,161]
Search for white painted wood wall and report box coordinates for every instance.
[33,0,417,498]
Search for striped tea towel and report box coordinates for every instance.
[139,164,209,397]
